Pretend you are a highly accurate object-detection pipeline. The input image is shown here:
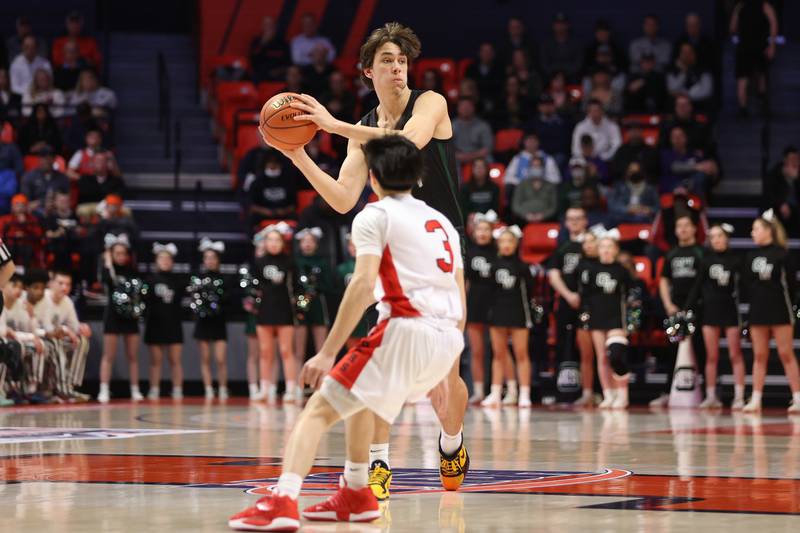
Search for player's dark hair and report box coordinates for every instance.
[25,268,50,286]
[360,22,421,90]
[9,273,23,284]
[53,270,73,281]
[362,135,422,192]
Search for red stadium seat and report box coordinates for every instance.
[413,58,457,88]
[23,155,66,172]
[297,190,318,214]
[520,222,560,265]
[623,114,662,127]
[257,82,287,103]
[1,122,14,143]
[457,58,474,81]
[617,223,651,242]
[208,54,249,75]
[622,126,660,146]
[494,128,524,154]
[654,256,666,292]
[215,81,258,144]
[565,84,583,101]
[632,256,653,286]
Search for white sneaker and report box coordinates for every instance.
[501,390,518,406]
[147,387,160,400]
[541,395,556,406]
[573,394,594,408]
[480,392,501,407]
[266,385,277,404]
[171,387,184,400]
[250,388,267,401]
[97,390,110,404]
[699,396,722,409]
[131,388,144,402]
[468,391,485,404]
[742,398,762,413]
[519,396,532,408]
[219,387,229,400]
[611,390,629,409]
[205,387,215,400]
[731,397,745,410]
[598,390,616,409]
[788,400,800,414]
[649,393,670,408]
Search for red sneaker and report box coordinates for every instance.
[228,495,299,532]
[302,477,380,523]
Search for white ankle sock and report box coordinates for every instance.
[369,443,389,467]
[472,381,483,395]
[99,383,109,394]
[172,386,182,396]
[149,386,159,395]
[344,461,368,488]
[705,387,716,399]
[582,388,593,399]
[131,385,141,394]
[520,386,531,400]
[205,385,214,395]
[259,379,271,392]
[276,472,303,499]
[285,380,296,394]
[506,380,518,392]
[490,384,502,397]
[793,392,800,404]
[734,385,745,400]
[616,386,629,403]
[439,428,463,456]
[248,383,259,395]
[751,391,763,403]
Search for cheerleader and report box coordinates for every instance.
[243,236,265,400]
[254,223,299,403]
[194,238,229,400]
[465,211,497,403]
[683,224,746,409]
[336,234,371,350]
[579,231,633,409]
[482,225,533,408]
[293,227,333,401]
[742,212,800,413]
[98,234,142,403]
[144,242,185,400]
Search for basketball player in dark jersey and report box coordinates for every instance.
[262,22,468,499]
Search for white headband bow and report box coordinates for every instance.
[253,221,293,244]
[762,208,775,222]
[104,233,130,250]
[295,227,323,240]
[152,242,178,256]
[492,225,522,240]
[719,223,735,235]
[590,224,620,241]
[473,210,498,225]
[198,237,225,253]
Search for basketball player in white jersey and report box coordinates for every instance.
[229,135,465,531]
[264,21,469,499]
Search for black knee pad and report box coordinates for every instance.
[606,336,629,377]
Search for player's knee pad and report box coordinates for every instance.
[606,336,629,377]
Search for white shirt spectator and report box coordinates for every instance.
[22,87,66,117]
[48,289,81,333]
[571,115,622,161]
[504,149,561,185]
[9,54,52,95]
[290,34,335,66]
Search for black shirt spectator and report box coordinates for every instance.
[610,124,660,181]
[247,150,297,227]
[18,103,62,154]
[583,20,627,75]
[250,16,291,83]
[525,94,572,164]
[301,44,335,96]
[492,75,531,129]
[765,146,800,236]
[319,71,356,123]
[465,43,506,105]
[624,53,668,113]
[77,151,125,204]
[20,147,70,213]
[43,191,79,271]
[666,43,713,111]
[659,94,713,153]
[499,17,538,72]
[54,39,88,91]
[673,13,717,73]
[539,12,583,81]
[460,158,500,216]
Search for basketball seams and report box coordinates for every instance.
[260,92,316,148]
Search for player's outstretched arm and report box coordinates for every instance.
[268,135,368,214]
[292,91,448,149]
[300,254,380,388]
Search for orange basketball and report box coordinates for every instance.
[259,92,317,150]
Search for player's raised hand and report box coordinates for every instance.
[290,94,338,133]
[300,352,336,389]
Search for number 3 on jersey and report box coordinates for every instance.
[425,220,454,273]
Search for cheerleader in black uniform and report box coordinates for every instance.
[254,224,299,403]
[465,212,496,403]
[481,226,533,408]
[683,225,746,409]
[743,213,800,413]
[144,242,185,400]
[98,234,142,403]
[194,238,229,400]
[579,232,633,409]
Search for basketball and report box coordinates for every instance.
[259,92,317,150]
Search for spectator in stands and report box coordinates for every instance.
[63,101,103,154]
[0,194,44,268]
[301,43,335,96]
[579,185,610,228]
[659,125,718,196]
[290,13,335,67]
[20,146,69,214]
[659,94,713,153]
[765,145,800,235]
[10,35,52,96]
[499,17,538,69]
[465,42,505,104]
[22,68,66,117]
[674,13,717,73]
[492,75,530,129]
[507,49,543,102]
[96,194,138,247]
[666,44,713,111]
[546,71,578,117]
[571,99,621,162]
[6,17,48,64]
[0,134,22,213]
[284,65,304,94]
[583,20,626,75]
[608,161,659,224]
[319,71,355,123]
[730,0,778,117]
[69,69,117,116]
[421,69,443,94]
[558,156,600,215]
[539,12,582,81]
[77,151,125,207]
[53,11,102,68]
[577,134,610,185]
[250,16,290,83]
[584,44,626,90]
[297,195,356,260]
[43,191,79,271]
[302,135,338,184]
[624,52,668,113]
[18,104,62,154]
[611,123,660,182]
[460,158,500,216]
[650,189,707,253]
[525,94,571,166]
[505,133,561,188]
[0,68,22,120]
[66,129,105,180]
[453,98,493,164]
[582,68,623,116]
[54,40,88,91]
[629,14,672,73]
[247,149,297,228]
[511,158,558,223]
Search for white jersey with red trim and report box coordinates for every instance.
[351,193,463,325]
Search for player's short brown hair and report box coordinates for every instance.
[359,22,421,90]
